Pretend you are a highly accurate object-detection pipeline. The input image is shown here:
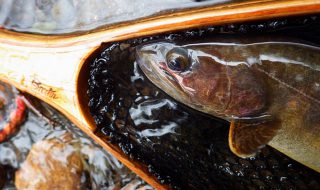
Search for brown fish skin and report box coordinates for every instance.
[136,41,320,171]
[259,57,320,173]
[173,55,266,117]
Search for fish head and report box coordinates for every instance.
[136,42,267,118]
[136,42,235,116]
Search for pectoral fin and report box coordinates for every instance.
[228,120,280,158]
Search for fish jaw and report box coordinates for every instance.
[136,43,192,103]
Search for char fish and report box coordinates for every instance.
[136,39,320,172]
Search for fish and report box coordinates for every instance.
[136,38,320,172]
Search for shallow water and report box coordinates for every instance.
[88,15,320,189]
[0,83,151,190]
[0,0,251,34]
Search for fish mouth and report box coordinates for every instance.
[136,43,176,82]
[136,44,190,100]
[135,47,156,73]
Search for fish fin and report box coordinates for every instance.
[228,120,280,158]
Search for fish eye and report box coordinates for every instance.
[166,47,190,72]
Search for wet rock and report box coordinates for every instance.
[8,0,36,29]
[15,134,85,190]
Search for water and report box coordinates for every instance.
[0,84,152,190]
[0,0,249,34]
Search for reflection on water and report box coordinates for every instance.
[0,0,249,34]
[0,84,152,190]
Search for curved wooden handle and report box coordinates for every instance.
[0,40,171,190]
[0,42,96,131]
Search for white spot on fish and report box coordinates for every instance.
[247,57,258,66]
[314,83,320,92]
[295,74,304,82]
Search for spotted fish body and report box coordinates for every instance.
[136,40,320,172]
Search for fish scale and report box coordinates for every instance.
[88,15,320,189]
